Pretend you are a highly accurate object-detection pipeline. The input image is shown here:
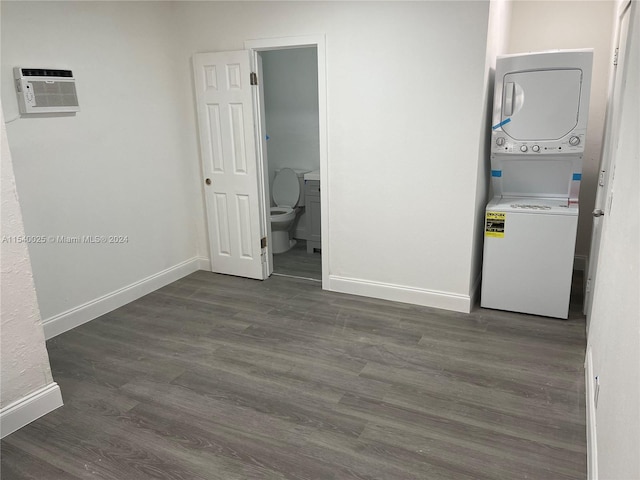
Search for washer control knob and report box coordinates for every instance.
[520,145,528,152]
[532,145,540,153]
[496,137,505,146]
[569,136,580,146]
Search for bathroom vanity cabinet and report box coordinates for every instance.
[305,180,321,253]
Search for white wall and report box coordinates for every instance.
[586,2,639,478]
[1,109,62,437]
[174,1,492,310]
[1,2,205,335]
[2,1,498,322]
[470,0,512,298]
[507,1,615,262]
[262,47,319,239]
[262,47,319,178]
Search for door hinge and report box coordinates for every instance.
[250,72,258,86]
[260,236,267,249]
[613,47,619,66]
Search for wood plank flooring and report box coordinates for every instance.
[1,271,587,479]
[273,240,322,281]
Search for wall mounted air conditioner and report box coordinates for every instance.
[14,67,80,114]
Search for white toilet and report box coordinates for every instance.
[270,168,308,254]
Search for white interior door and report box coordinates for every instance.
[585,1,631,320]
[193,50,267,280]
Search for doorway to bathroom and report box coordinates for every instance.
[248,37,325,283]
[191,36,327,284]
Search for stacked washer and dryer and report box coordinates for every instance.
[481,49,593,319]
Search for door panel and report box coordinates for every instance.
[193,50,265,279]
[502,69,582,140]
[213,193,231,256]
[585,1,631,320]
[206,105,224,172]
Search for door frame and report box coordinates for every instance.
[584,0,632,322]
[244,35,329,286]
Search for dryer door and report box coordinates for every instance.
[501,69,583,141]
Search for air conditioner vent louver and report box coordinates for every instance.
[14,67,79,114]
[20,68,73,77]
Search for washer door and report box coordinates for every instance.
[501,68,583,141]
[272,168,300,207]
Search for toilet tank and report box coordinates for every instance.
[274,168,309,207]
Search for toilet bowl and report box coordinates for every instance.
[270,207,296,222]
[270,168,308,254]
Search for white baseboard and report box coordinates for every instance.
[42,257,203,339]
[197,256,212,271]
[327,275,471,313]
[0,383,63,439]
[585,347,598,480]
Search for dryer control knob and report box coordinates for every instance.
[532,145,540,152]
[496,137,505,146]
[569,136,581,146]
[520,145,528,152]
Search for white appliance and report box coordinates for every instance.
[482,198,578,318]
[481,49,593,319]
[270,168,308,254]
[490,50,593,161]
[14,67,79,114]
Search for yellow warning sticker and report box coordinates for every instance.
[485,211,505,238]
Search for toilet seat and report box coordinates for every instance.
[270,206,295,223]
[270,206,294,216]
[272,168,300,207]
[270,168,308,254]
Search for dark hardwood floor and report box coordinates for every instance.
[273,240,321,281]
[1,271,587,479]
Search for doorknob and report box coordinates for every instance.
[205,178,211,185]
[593,209,604,217]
